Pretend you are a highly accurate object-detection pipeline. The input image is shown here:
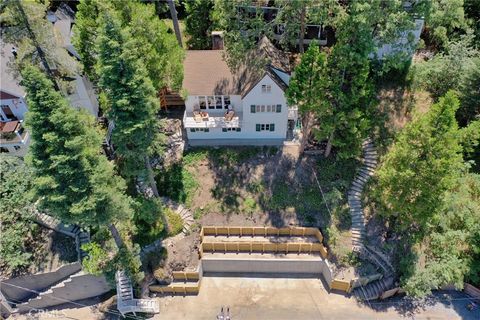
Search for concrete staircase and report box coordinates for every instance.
[16,271,110,313]
[116,271,159,316]
[162,197,194,235]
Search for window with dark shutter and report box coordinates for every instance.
[256,124,260,131]
[251,105,256,113]
[270,123,275,131]
[276,104,282,113]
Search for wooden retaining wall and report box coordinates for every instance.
[200,226,328,259]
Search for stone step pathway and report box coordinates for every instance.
[32,210,91,262]
[347,138,377,251]
[354,276,395,301]
[161,197,194,235]
[348,138,397,301]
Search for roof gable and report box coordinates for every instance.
[182,37,290,96]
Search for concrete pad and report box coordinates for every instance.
[153,277,477,320]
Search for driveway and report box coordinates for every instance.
[154,276,479,320]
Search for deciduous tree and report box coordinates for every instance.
[0,155,37,273]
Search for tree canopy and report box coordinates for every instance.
[0,155,37,274]
[21,65,133,228]
[95,7,161,180]
[377,91,465,235]
[185,0,215,49]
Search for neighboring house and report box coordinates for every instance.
[0,42,30,156]
[48,5,99,117]
[182,37,299,146]
[238,1,423,59]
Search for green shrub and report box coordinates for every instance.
[243,197,257,215]
[132,197,164,246]
[166,208,183,236]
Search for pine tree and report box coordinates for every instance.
[95,7,161,194]
[376,91,465,236]
[72,0,103,80]
[116,1,184,91]
[21,65,133,231]
[312,7,375,158]
[185,0,215,49]
[286,43,326,153]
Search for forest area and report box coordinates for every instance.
[0,0,479,302]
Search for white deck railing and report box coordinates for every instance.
[183,111,242,128]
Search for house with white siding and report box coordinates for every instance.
[182,37,299,146]
[0,42,30,156]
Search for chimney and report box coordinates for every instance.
[211,31,224,50]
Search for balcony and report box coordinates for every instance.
[0,120,29,145]
[183,110,242,128]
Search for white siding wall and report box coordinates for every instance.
[0,96,28,121]
[241,74,288,140]
[186,75,289,145]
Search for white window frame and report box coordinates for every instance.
[261,85,272,93]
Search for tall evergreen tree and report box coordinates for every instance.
[286,43,326,153]
[184,0,215,49]
[21,66,133,233]
[95,8,161,195]
[115,1,184,91]
[376,91,465,235]
[72,0,103,80]
[315,6,375,158]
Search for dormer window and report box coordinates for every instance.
[261,85,271,93]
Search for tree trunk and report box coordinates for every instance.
[324,131,334,157]
[108,223,124,249]
[168,0,183,48]
[299,4,306,53]
[145,156,160,197]
[299,111,313,154]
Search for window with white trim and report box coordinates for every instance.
[190,128,209,132]
[252,104,281,113]
[255,123,275,132]
[197,95,231,109]
[222,127,241,132]
[261,85,271,93]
